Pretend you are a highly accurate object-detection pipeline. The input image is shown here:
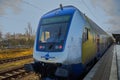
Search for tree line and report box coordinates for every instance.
[0,23,35,49]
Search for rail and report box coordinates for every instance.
[0,55,32,64]
[0,66,33,80]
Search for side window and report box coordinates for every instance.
[83,28,89,42]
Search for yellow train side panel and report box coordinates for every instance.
[82,31,97,64]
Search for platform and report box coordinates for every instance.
[84,44,120,80]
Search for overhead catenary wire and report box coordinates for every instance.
[81,0,98,20]
[0,0,41,22]
[21,0,41,10]
[81,0,107,31]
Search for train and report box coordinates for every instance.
[25,5,113,80]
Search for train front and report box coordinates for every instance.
[34,13,72,64]
[25,6,84,79]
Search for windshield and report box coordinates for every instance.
[39,15,71,43]
[37,15,71,52]
[39,22,68,43]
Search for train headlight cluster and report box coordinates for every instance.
[55,45,63,49]
[39,45,62,50]
[39,46,45,49]
[59,45,62,49]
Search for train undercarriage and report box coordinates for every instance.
[24,61,86,80]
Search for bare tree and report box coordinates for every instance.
[25,23,34,48]
[5,32,11,39]
[25,22,33,40]
[0,25,3,39]
[0,31,2,39]
[0,30,2,49]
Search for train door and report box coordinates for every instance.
[96,34,100,58]
[82,27,89,43]
[96,35,100,52]
[82,26,98,65]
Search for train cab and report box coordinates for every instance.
[24,5,112,80]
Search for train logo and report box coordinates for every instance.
[41,53,55,60]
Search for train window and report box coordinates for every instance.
[40,32,44,42]
[39,23,68,43]
[45,32,50,41]
[82,28,88,42]
[40,32,50,42]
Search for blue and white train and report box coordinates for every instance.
[25,5,113,80]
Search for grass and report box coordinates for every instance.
[0,48,33,60]
[0,58,33,71]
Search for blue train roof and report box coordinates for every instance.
[42,6,76,18]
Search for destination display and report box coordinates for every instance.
[41,15,71,24]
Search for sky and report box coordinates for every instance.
[0,0,120,35]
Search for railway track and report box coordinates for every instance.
[0,55,32,64]
[0,66,33,80]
